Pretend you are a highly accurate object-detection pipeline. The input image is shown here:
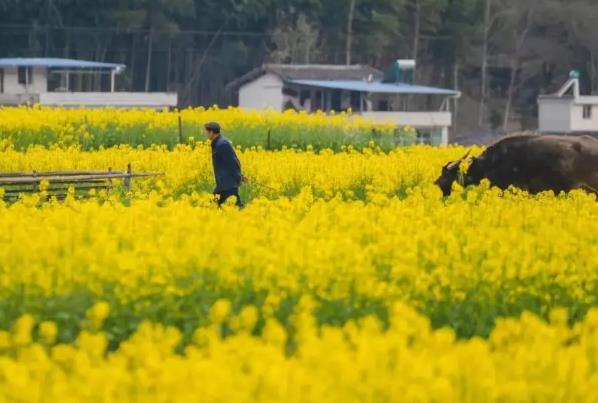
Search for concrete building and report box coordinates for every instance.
[0,58,177,109]
[538,71,598,133]
[227,60,461,145]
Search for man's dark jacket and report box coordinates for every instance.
[211,135,242,193]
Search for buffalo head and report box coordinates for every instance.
[435,150,471,196]
[462,155,486,188]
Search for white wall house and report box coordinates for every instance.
[227,61,461,146]
[238,73,285,110]
[538,71,598,133]
[0,58,177,109]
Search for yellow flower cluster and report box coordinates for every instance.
[0,106,399,149]
[0,143,472,198]
[1,302,598,402]
[1,185,597,307]
[0,105,386,133]
[0,143,597,401]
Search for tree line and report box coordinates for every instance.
[1,0,597,134]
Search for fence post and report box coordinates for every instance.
[32,170,38,193]
[124,163,132,192]
[83,116,90,148]
[178,114,184,145]
[267,129,271,150]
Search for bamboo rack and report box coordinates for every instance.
[0,164,163,200]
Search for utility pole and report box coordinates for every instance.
[453,63,460,137]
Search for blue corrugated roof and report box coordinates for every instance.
[288,79,459,96]
[0,58,125,70]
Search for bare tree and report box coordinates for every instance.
[145,26,153,92]
[181,16,230,106]
[270,14,321,64]
[503,4,536,131]
[478,0,491,127]
[411,0,421,59]
[346,0,357,65]
[560,0,598,91]
[403,0,445,75]
[478,1,519,128]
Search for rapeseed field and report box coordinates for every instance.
[0,106,404,150]
[0,109,595,402]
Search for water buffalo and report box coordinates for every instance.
[435,134,598,197]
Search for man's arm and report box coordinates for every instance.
[218,141,243,182]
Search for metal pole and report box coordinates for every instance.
[360,92,364,113]
[25,67,29,94]
[178,114,184,144]
[453,63,460,137]
[267,129,271,150]
[110,70,116,92]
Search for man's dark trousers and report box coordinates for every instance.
[216,188,244,208]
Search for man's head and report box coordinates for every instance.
[434,150,471,197]
[204,121,221,141]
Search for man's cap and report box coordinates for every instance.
[204,121,221,132]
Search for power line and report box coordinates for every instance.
[0,23,455,42]
[0,23,269,37]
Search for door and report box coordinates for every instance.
[331,90,341,111]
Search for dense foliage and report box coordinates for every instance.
[2,0,597,131]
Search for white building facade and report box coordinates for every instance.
[0,58,177,109]
[538,72,598,133]
[238,73,285,110]
[227,61,461,146]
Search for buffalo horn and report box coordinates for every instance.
[447,150,471,169]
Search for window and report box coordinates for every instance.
[583,105,593,120]
[377,99,389,111]
[282,87,298,97]
[350,91,362,111]
[299,90,310,105]
[17,67,33,86]
[331,90,341,111]
[299,90,312,111]
[416,130,432,145]
[314,91,323,110]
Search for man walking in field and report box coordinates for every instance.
[204,121,244,208]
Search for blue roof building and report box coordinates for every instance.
[227,60,460,146]
[0,58,125,70]
[0,57,176,109]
